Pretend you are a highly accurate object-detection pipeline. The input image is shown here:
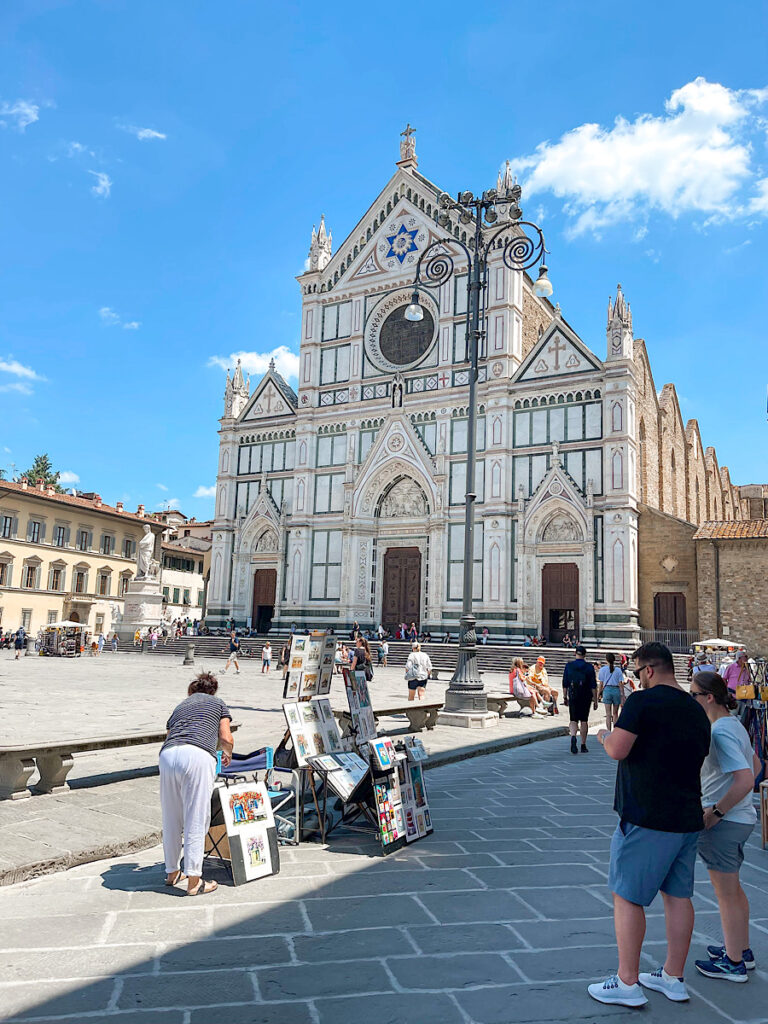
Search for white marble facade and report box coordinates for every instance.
[208,139,641,642]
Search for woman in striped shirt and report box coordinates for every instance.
[160,672,233,895]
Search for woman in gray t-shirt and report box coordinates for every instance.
[690,671,759,981]
[160,672,233,896]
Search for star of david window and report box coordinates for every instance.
[379,305,435,366]
[385,224,419,264]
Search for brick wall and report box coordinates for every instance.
[637,504,698,631]
[522,288,550,361]
[634,343,661,509]
[696,538,768,656]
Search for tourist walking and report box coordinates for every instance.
[588,642,710,1007]
[97,632,105,655]
[261,640,272,673]
[159,671,233,896]
[13,627,26,660]
[379,639,389,667]
[111,633,118,653]
[690,671,758,982]
[598,653,625,732]
[694,651,716,675]
[722,650,750,695]
[563,645,598,753]
[279,641,290,672]
[222,631,241,674]
[350,637,374,680]
[404,642,432,701]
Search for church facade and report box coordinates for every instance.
[207,134,743,644]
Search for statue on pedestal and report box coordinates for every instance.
[136,524,155,578]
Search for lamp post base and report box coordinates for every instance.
[437,709,498,730]
[440,613,497,728]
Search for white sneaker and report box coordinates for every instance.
[638,966,689,1001]
[588,975,648,1007]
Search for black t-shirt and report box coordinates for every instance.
[563,659,597,700]
[614,685,710,833]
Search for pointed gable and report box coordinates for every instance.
[514,317,602,384]
[240,368,297,423]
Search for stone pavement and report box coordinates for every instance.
[0,652,566,884]
[1,736,766,1024]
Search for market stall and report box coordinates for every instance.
[40,621,89,657]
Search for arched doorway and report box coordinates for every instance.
[541,563,579,642]
[251,568,277,633]
[70,611,80,623]
[382,548,421,631]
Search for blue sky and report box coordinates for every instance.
[1,0,766,515]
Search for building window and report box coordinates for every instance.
[450,417,486,454]
[449,461,485,505]
[268,477,294,512]
[316,434,346,467]
[48,610,57,624]
[513,401,602,447]
[28,520,41,544]
[101,535,114,555]
[320,345,351,384]
[183,589,190,605]
[310,529,342,600]
[314,473,345,514]
[76,530,90,552]
[238,440,295,475]
[21,609,31,630]
[172,587,180,604]
[162,586,170,599]
[594,515,604,603]
[1,515,13,539]
[50,567,63,591]
[97,573,110,596]
[510,520,518,601]
[53,525,67,547]
[359,428,379,463]
[414,422,436,455]
[0,562,9,586]
[447,522,483,601]
[122,538,136,559]
[74,570,87,594]
[197,589,204,606]
[23,564,38,588]
[120,576,130,596]
[321,301,352,341]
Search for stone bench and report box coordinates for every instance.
[333,702,443,737]
[486,693,535,717]
[0,723,240,801]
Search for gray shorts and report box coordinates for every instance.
[697,819,755,874]
[609,820,699,906]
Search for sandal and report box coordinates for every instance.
[187,880,218,896]
[165,871,187,886]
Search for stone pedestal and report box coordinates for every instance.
[121,577,165,640]
[437,710,499,730]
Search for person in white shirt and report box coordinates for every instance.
[597,652,625,731]
[404,642,432,701]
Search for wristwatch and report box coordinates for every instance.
[712,805,724,818]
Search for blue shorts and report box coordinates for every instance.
[609,820,699,906]
[602,685,622,706]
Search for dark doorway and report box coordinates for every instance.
[654,592,687,631]
[252,568,277,633]
[382,547,421,630]
[541,562,579,642]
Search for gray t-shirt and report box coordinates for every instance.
[162,693,232,760]
[700,716,756,825]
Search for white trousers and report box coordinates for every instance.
[159,744,216,877]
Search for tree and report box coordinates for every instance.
[21,454,64,492]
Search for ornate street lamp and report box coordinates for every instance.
[405,183,551,721]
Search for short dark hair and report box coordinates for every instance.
[632,642,674,673]
[690,670,737,710]
[188,671,219,696]
[575,645,587,656]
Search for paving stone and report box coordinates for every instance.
[413,852,501,869]
[387,951,520,989]
[511,946,622,981]
[0,913,108,950]
[158,935,293,971]
[189,1003,314,1024]
[525,837,613,852]
[418,889,538,923]
[212,901,308,936]
[471,865,606,889]
[453,838,541,853]
[455,981,642,1022]
[407,922,521,954]
[315,992,466,1024]
[258,958,392,1000]
[7,1012,185,1024]
[513,916,620,949]
[0,979,115,1020]
[292,926,410,962]
[1,944,157,982]
[312,866,482,898]
[119,969,254,1009]
[304,894,432,931]
[106,908,214,944]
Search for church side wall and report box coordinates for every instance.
[685,426,708,525]
[633,347,661,510]
[637,505,698,633]
[658,387,688,521]
[521,289,551,361]
[696,538,768,655]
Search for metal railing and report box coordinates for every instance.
[639,629,701,652]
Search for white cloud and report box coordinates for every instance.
[99,307,140,329]
[0,358,42,380]
[0,382,33,395]
[156,498,180,510]
[0,99,40,131]
[207,345,300,381]
[723,239,752,255]
[89,170,112,198]
[58,470,80,485]
[121,124,167,141]
[157,483,168,492]
[508,77,768,237]
[2,446,10,454]
[194,485,216,498]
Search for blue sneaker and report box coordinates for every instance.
[706,944,755,970]
[695,954,748,982]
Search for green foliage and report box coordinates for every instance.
[21,453,65,493]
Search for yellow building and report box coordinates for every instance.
[0,478,163,636]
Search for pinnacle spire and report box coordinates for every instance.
[307,214,332,272]
[497,159,515,193]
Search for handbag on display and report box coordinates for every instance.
[735,684,756,700]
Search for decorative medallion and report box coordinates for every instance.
[661,556,678,573]
[377,216,428,270]
[365,288,438,373]
[492,362,504,377]
[300,394,309,405]
[549,480,563,495]
[491,519,500,529]
[388,434,405,452]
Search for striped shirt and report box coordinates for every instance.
[162,693,232,759]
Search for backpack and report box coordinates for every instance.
[567,661,592,698]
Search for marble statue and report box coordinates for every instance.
[380,478,428,518]
[542,514,582,542]
[136,524,154,578]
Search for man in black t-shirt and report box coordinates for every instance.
[587,643,710,1009]
[562,646,598,754]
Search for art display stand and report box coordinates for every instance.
[205,779,280,886]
